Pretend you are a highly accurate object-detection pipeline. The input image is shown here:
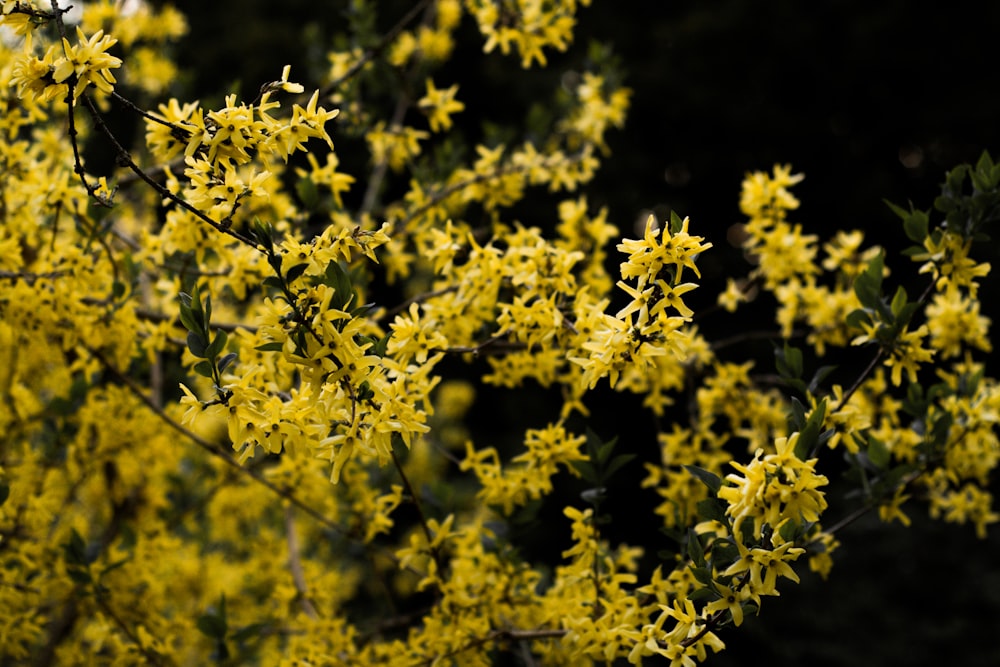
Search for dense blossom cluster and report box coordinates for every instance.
[1,1,998,665]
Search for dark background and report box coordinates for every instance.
[147,1,1000,664]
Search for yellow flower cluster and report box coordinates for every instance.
[3,2,1000,665]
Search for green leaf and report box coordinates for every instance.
[217,352,238,374]
[187,331,208,358]
[231,622,270,643]
[903,209,929,243]
[696,497,727,524]
[687,585,715,602]
[178,302,200,334]
[853,251,884,310]
[596,437,618,465]
[890,286,908,319]
[284,262,309,283]
[690,566,713,587]
[684,465,722,494]
[794,398,827,460]
[197,596,229,639]
[808,365,837,394]
[205,329,229,361]
[866,434,890,469]
[884,198,910,221]
[67,567,93,585]
[845,308,874,332]
[255,341,285,352]
[687,529,706,567]
[296,176,320,211]
[789,396,807,431]
[775,342,803,380]
[261,276,283,290]
[64,528,88,566]
[669,209,684,235]
[778,518,800,543]
[325,262,355,311]
[603,453,635,479]
[197,613,228,640]
[203,293,212,326]
[570,459,596,484]
[251,217,274,251]
[99,557,131,578]
[193,361,215,378]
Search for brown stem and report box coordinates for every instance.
[284,505,320,619]
[318,0,435,98]
[390,446,446,581]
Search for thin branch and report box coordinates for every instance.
[417,627,567,666]
[86,346,347,535]
[443,335,525,357]
[317,0,435,99]
[390,446,447,580]
[380,285,458,322]
[710,328,804,352]
[78,92,257,248]
[285,505,320,619]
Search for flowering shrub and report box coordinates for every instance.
[1,1,998,665]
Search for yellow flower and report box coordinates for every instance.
[52,27,122,100]
[418,78,465,132]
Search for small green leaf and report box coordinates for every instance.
[255,341,285,352]
[100,557,131,578]
[884,198,910,221]
[205,329,229,361]
[296,176,320,211]
[603,453,635,479]
[231,622,270,643]
[67,567,93,585]
[193,361,215,378]
[684,465,722,494]
[808,365,838,394]
[217,352,238,374]
[669,209,684,235]
[794,398,827,460]
[284,262,309,283]
[64,528,88,566]
[687,529,706,567]
[696,497,727,524]
[323,261,354,310]
[187,331,208,358]
[203,292,212,326]
[196,613,227,640]
[867,435,890,469]
[890,286,908,319]
[903,209,929,243]
[251,217,274,251]
[689,566,713,587]
[854,252,884,310]
[262,276,283,290]
[789,397,807,431]
[596,438,618,465]
[178,302,200,334]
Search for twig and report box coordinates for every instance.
[318,0,435,99]
[87,346,347,535]
[380,285,458,322]
[285,505,320,619]
[390,446,446,580]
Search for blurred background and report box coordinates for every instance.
[144,1,1000,663]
